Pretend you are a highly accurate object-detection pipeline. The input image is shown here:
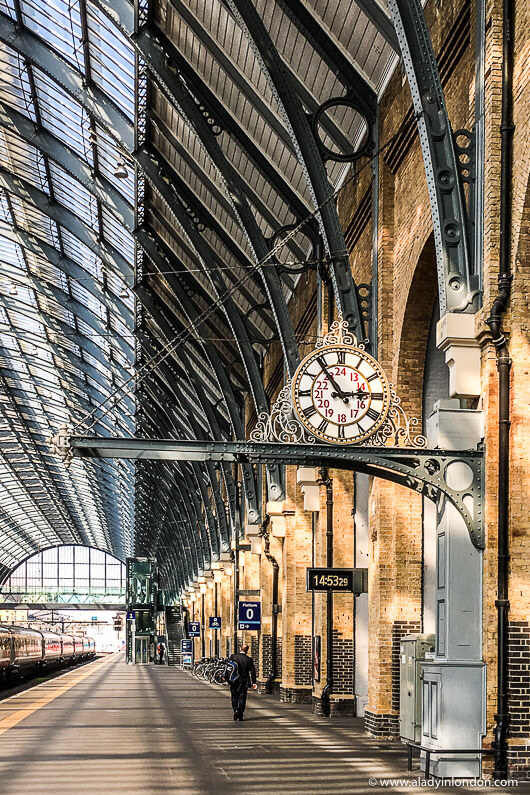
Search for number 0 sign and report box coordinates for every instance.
[238,601,261,630]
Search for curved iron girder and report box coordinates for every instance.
[146,373,231,553]
[138,149,285,505]
[158,470,200,578]
[178,463,213,571]
[139,146,277,337]
[0,10,283,355]
[143,210,268,373]
[136,396,217,564]
[225,0,368,341]
[273,0,378,111]
[137,388,224,560]
[0,12,263,344]
[0,249,133,371]
[138,340,231,551]
[134,261,263,519]
[0,310,135,441]
[386,0,479,314]
[146,382,230,560]
[93,0,315,226]
[149,111,304,270]
[0,347,131,424]
[0,12,272,510]
[72,438,485,550]
[0,369,85,542]
[135,466,190,587]
[166,0,354,158]
[133,26,300,375]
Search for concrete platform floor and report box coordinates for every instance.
[0,652,525,795]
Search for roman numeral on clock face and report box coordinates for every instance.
[317,418,328,433]
[303,405,317,420]
[337,351,345,365]
[299,389,311,397]
[370,392,384,401]
[366,408,380,421]
[337,424,345,439]
[367,373,378,382]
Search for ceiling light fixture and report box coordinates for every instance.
[114,160,128,179]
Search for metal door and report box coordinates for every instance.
[135,636,148,664]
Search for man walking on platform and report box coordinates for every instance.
[229,643,257,721]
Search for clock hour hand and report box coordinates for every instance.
[316,357,349,403]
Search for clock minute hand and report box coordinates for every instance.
[316,357,349,402]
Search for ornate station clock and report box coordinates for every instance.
[291,341,391,445]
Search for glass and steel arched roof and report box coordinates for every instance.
[0,0,402,593]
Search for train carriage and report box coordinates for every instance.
[60,634,75,663]
[41,631,62,666]
[11,627,44,672]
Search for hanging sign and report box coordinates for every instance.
[188,621,200,637]
[209,616,222,629]
[238,601,261,630]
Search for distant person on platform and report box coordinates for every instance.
[230,643,257,721]
[158,642,166,665]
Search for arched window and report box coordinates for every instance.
[0,546,126,604]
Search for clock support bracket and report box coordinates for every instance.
[64,436,485,550]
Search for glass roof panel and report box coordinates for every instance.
[101,206,135,264]
[9,195,61,248]
[48,161,98,227]
[32,68,93,164]
[0,0,16,18]
[86,3,135,120]
[0,47,36,122]
[60,228,103,281]
[0,127,49,193]
[19,0,85,72]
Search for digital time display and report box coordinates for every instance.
[306,568,368,594]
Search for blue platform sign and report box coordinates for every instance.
[181,639,193,653]
[188,621,200,637]
[238,601,261,630]
[126,611,136,620]
[209,616,222,630]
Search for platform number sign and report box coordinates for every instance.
[209,616,222,630]
[238,601,261,630]
[188,621,200,637]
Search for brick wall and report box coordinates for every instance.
[294,635,312,686]
[391,620,422,714]
[251,636,260,678]
[332,629,354,696]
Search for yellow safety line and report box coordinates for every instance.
[0,653,117,736]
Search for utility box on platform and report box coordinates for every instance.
[399,635,435,743]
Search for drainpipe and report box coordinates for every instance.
[486,0,514,780]
[320,469,333,717]
[263,524,280,694]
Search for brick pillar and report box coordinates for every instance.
[311,470,356,717]
[365,479,423,737]
[258,533,283,693]
[279,467,313,704]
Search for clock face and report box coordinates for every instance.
[291,345,391,444]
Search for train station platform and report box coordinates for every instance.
[0,653,524,795]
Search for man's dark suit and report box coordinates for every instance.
[229,651,257,719]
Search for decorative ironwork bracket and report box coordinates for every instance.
[65,437,485,550]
